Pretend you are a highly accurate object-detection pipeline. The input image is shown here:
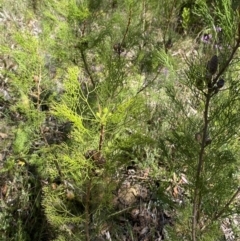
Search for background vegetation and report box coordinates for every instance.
[0,0,240,240]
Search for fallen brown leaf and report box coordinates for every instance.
[0,132,8,138]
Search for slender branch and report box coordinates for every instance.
[107,206,134,218]
[78,21,96,88]
[141,0,146,34]
[136,71,160,95]
[163,0,177,51]
[192,92,211,241]
[200,187,240,232]
[192,20,240,241]
[80,49,96,88]
[213,24,240,85]
[98,124,104,152]
[37,65,42,111]
[121,8,132,46]
[213,187,240,221]
[85,179,91,241]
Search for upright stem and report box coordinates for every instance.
[85,179,91,241]
[192,92,211,241]
[98,124,104,152]
[192,21,240,241]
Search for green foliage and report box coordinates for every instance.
[0,0,240,240]
[182,7,191,31]
[13,126,31,154]
[67,0,90,23]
